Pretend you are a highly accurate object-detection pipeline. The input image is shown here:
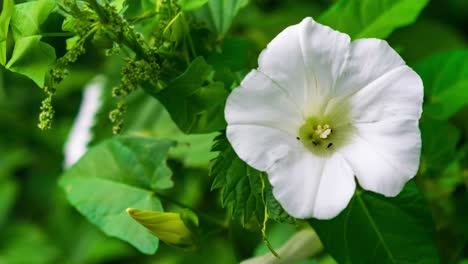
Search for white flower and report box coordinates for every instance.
[64,76,105,168]
[224,17,423,219]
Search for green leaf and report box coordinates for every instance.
[0,0,14,65]
[0,223,59,264]
[414,50,468,119]
[207,37,250,72]
[194,0,248,34]
[5,35,55,87]
[211,134,292,225]
[9,0,56,38]
[319,0,429,39]
[420,120,461,176]
[0,179,17,228]
[59,136,175,254]
[178,0,209,11]
[145,57,228,134]
[309,181,440,264]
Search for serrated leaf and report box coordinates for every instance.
[319,0,429,39]
[309,181,440,264]
[414,50,468,119]
[194,0,248,34]
[211,134,292,225]
[144,57,228,134]
[5,35,55,87]
[59,136,174,254]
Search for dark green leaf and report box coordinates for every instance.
[319,0,429,39]
[420,120,461,176]
[309,181,440,264]
[414,50,468,119]
[194,0,248,34]
[5,35,55,87]
[211,134,292,225]
[145,57,228,134]
[0,223,59,264]
[59,136,174,254]
[207,37,250,72]
[0,179,17,228]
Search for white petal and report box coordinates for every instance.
[227,124,302,172]
[258,17,350,114]
[339,119,421,196]
[312,153,356,219]
[267,151,355,219]
[225,70,303,135]
[64,76,105,168]
[349,66,423,123]
[334,39,405,97]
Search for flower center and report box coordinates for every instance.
[297,113,352,156]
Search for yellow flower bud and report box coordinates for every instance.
[126,208,197,250]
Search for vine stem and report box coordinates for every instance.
[155,192,228,229]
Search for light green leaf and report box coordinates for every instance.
[10,0,56,38]
[319,0,429,39]
[0,0,14,65]
[144,57,228,134]
[194,0,248,34]
[178,0,209,11]
[414,50,468,119]
[59,136,174,254]
[309,181,440,264]
[5,35,55,87]
[0,179,17,228]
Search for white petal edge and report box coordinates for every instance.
[258,17,350,115]
[348,66,423,123]
[339,119,421,196]
[334,39,406,98]
[225,70,303,135]
[226,124,302,172]
[267,150,355,219]
[63,76,105,168]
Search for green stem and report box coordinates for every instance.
[155,192,228,229]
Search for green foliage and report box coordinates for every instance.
[415,50,468,119]
[0,223,59,264]
[0,0,56,87]
[309,182,439,264]
[145,57,228,134]
[0,179,17,228]
[178,0,209,11]
[5,35,55,87]
[420,120,461,176]
[319,0,429,39]
[59,136,175,254]
[193,0,249,34]
[0,0,14,65]
[211,134,293,226]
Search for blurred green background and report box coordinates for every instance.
[0,0,467,263]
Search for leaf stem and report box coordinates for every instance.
[155,192,228,229]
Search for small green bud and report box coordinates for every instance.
[127,208,197,250]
